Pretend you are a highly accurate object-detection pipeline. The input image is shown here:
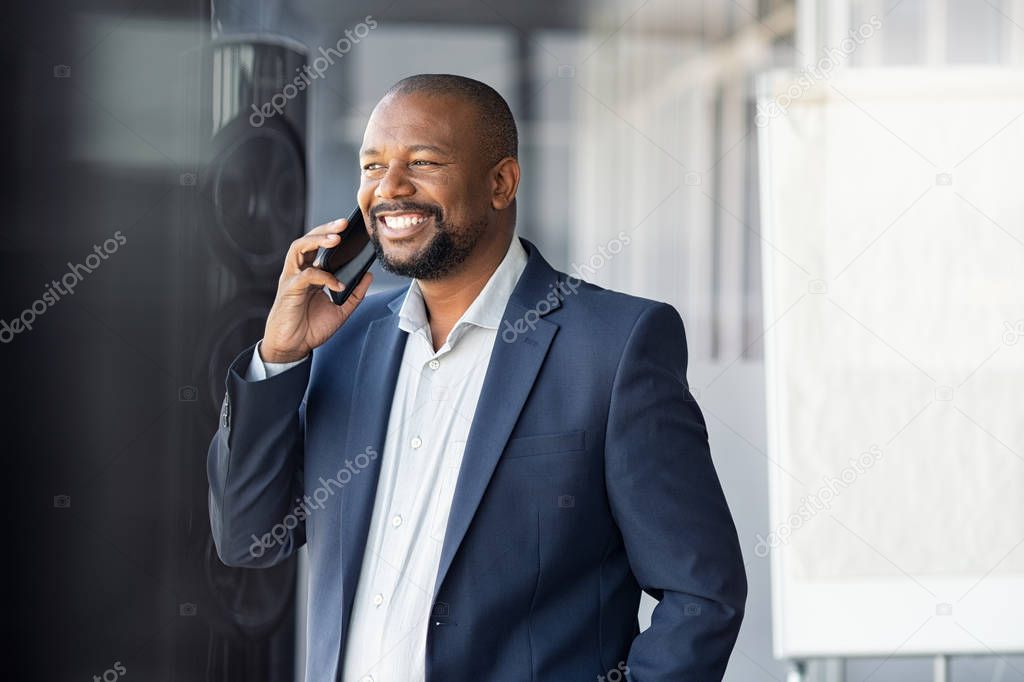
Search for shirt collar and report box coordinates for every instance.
[397,234,529,345]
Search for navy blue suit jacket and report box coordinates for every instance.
[208,236,747,681]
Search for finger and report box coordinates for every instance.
[283,266,344,296]
[306,216,353,237]
[281,231,347,278]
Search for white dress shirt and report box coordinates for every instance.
[246,235,529,682]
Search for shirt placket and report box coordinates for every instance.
[382,332,451,667]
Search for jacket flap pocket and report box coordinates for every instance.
[503,429,586,459]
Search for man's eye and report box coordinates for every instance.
[410,160,435,166]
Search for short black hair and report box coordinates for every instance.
[383,74,518,167]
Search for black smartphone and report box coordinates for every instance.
[312,207,376,306]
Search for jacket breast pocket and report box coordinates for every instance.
[502,429,586,459]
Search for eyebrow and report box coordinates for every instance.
[360,143,450,157]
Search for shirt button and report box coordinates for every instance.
[391,514,403,528]
[411,436,422,449]
[428,359,440,370]
[373,593,384,606]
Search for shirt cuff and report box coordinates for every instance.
[245,339,310,381]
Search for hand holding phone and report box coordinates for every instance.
[312,207,377,306]
[260,210,375,364]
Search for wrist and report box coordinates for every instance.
[258,341,308,365]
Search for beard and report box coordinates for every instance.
[369,204,486,281]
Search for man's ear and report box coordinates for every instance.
[490,157,521,211]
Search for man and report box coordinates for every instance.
[208,74,746,682]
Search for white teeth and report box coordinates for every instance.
[383,214,428,229]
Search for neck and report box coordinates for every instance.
[419,229,514,350]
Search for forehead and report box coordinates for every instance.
[360,92,472,155]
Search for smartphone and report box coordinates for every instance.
[312,207,376,306]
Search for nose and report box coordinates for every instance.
[375,161,415,199]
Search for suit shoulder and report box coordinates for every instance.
[554,271,679,331]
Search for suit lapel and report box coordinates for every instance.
[429,237,565,604]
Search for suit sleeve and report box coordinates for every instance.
[207,341,311,568]
[605,302,747,681]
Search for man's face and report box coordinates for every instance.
[357,92,493,280]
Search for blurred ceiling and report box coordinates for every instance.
[227,0,783,41]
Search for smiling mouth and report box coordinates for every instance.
[379,212,431,230]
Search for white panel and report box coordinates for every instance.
[758,69,1024,657]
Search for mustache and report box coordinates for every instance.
[369,202,443,225]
